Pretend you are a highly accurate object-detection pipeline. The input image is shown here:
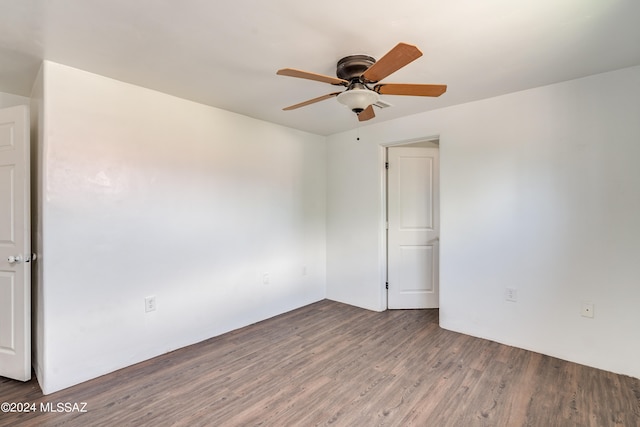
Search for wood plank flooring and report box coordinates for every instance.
[1,299,639,426]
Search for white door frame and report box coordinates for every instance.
[379,136,440,310]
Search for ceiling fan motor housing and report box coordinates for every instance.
[336,55,376,82]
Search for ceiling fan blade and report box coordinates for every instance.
[357,105,375,122]
[277,68,348,86]
[282,92,341,111]
[361,42,423,83]
[374,83,447,97]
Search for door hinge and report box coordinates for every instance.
[385,282,389,290]
[385,162,389,170]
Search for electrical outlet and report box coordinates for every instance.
[581,302,594,318]
[505,287,517,302]
[262,273,270,285]
[145,296,156,313]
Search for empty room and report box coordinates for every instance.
[1,1,639,426]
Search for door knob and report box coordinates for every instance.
[7,255,23,263]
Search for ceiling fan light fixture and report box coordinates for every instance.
[336,88,380,113]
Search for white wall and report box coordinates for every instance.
[326,134,387,311]
[326,65,640,378]
[0,91,29,108]
[35,61,327,394]
[29,65,45,388]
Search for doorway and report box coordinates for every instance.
[0,105,31,381]
[385,140,440,309]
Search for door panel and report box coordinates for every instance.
[0,273,15,351]
[398,245,435,292]
[387,146,439,309]
[0,105,30,381]
[399,156,434,230]
[0,165,14,243]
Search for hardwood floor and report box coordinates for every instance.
[1,299,639,426]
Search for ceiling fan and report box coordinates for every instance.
[277,42,447,122]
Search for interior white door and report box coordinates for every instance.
[387,146,439,309]
[0,105,31,381]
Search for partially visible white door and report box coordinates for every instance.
[387,146,439,309]
[0,105,31,381]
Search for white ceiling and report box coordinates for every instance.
[1,0,639,136]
